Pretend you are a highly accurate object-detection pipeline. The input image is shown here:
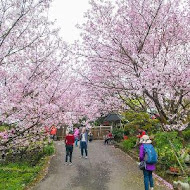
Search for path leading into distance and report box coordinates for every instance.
[34,140,170,190]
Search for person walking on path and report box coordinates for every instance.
[74,127,80,147]
[80,127,88,158]
[50,125,57,140]
[139,135,156,190]
[65,130,75,165]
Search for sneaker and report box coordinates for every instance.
[79,156,84,158]
[69,162,72,166]
[150,188,154,190]
[85,156,88,159]
[64,162,68,165]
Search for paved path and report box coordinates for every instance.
[34,141,169,190]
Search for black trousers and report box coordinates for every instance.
[65,145,73,162]
[105,138,110,144]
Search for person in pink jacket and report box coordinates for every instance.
[74,127,80,147]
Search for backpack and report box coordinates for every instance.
[143,144,158,164]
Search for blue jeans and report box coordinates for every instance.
[80,141,87,157]
[143,170,154,190]
[75,138,78,147]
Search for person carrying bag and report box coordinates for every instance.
[139,135,158,190]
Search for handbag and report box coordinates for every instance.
[139,161,146,170]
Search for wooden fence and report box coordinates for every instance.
[56,126,67,140]
[91,126,113,140]
[56,125,113,140]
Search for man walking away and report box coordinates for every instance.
[65,130,75,165]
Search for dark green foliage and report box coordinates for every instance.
[124,130,129,136]
[112,128,124,142]
[93,116,106,126]
[122,111,160,134]
[5,142,55,166]
[182,129,190,141]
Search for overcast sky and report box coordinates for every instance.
[49,0,90,43]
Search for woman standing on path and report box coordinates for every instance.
[65,131,75,165]
[139,135,156,190]
[80,127,88,158]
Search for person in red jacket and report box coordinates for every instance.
[137,129,146,138]
[104,130,113,144]
[65,130,75,165]
[50,125,57,140]
[134,129,146,147]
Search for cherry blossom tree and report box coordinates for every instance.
[0,0,85,157]
[1,0,190,159]
[75,0,190,131]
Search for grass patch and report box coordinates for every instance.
[0,162,41,190]
[0,143,55,190]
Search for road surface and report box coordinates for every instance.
[34,140,170,190]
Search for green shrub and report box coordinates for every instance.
[154,132,183,151]
[5,142,55,166]
[154,132,183,168]
[112,128,124,142]
[122,111,160,135]
[122,137,136,151]
[182,129,190,141]
[43,143,55,156]
[124,130,129,136]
